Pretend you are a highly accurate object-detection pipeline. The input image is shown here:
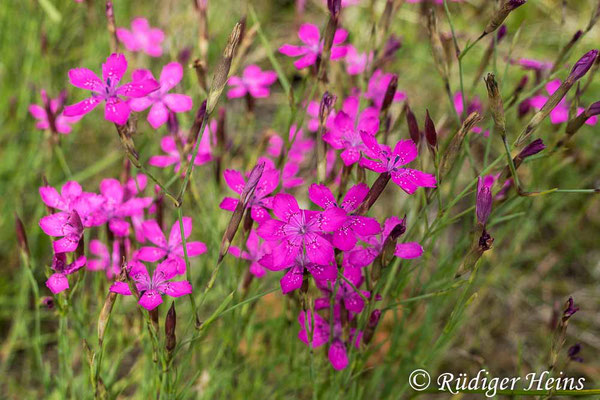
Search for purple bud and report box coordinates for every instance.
[319,91,337,123]
[424,109,437,149]
[41,296,55,310]
[496,25,507,41]
[568,49,599,81]
[567,343,583,362]
[563,297,579,320]
[381,75,398,112]
[166,112,179,137]
[383,35,402,60]
[327,0,341,19]
[507,0,527,10]
[517,138,546,159]
[178,46,193,65]
[586,101,600,116]
[165,302,176,353]
[476,177,493,226]
[405,104,420,145]
[572,30,583,43]
[368,309,381,328]
[517,75,529,91]
[518,100,531,118]
[15,213,29,257]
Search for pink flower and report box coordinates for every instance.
[39,210,84,254]
[129,62,193,129]
[64,53,159,125]
[88,239,123,279]
[348,217,423,267]
[365,69,406,109]
[279,23,348,70]
[29,90,81,134]
[323,96,379,166]
[516,58,553,71]
[227,65,278,99]
[116,17,164,57]
[309,183,381,250]
[136,217,207,275]
[527,79,598,125]
[316,263,369,314]
[46,253,86,294]
[262,251,337,294]
[267,126,314,164]
[256,193,346,268]
[229,230,272,278]
[360,133,436,194]
[149,121,217,172]
[345,45,372,75]
[453,92,489,136]
[110,259,192,310]
[39,181,105,228]
[97,179,153,237]
[220,163,280,223]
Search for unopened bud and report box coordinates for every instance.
[165,302,177,353]
[424,109,437,150]
[327,0,341,19]
[476,177,493,226]
[568,49,598,82]
[405,104,420,145]
[319,91,337,125]
[482,0,526,38]
[381,75,398,112]
[15,213,30,257]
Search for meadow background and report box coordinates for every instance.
[0,0,599,398]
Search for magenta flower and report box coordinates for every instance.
[39,210,84,254]
[527,79,598,125]
[46,253,87,294]
[360,133,436,194]
[516,58,553,71]
[39,181,105,228]
[227,65,278,99]
[476,175,495,226]
[29,90,81,134]
[279,23,348,69]
[345,45,372,75]
[298,309,360,370]
[98,179,153,237]
[88,239,123,279]
[110,259,192,311]
[149,121,216,172]
[229,230,272,278]
[267,125,315,164]
[453,92,489,136]
[136,217,207,275]
[261,252,337,293]
[323,96,379,166]
[309,183,381,250]
[306,100,336,132]
[129,62,193,129]
[257,193,346,268]
[220,164,280,223]
[64,53,159,125]
[116,17,164,57]
[348,216,423,267]
[316,264,369,314]
[365,69,406,109]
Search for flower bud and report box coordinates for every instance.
[476,177,493,226]
[165,302,177,354]
[41,296,55,310]
[517,138,546,160]
[327,0,341,19]
[482,0,526,38]
[424,109,437,150]
[568,343,583,362]
[381,75,398,112]
[484,73,506,137]
[404,104,420,145]
[568,49,598,82]
[319,91,337,125]
[15,213,30,257]
[562,297,579,321]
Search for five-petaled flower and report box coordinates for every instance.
[29,90,81,134]
[360,132,437,194]
[39,210,85,254]
[110,259,192,311]
[97,178,153,237]
[227,65,278,99]
[136,217,207,275]
[257,193,346,268]
[64,53,159,125]
[279,23,348,69]
[46,253,87,294]
[116,17,165,57]
[129,62,193,129]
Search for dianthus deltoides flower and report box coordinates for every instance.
[46,252,87,294]
[136,217,207,275]
[39,210,85,254]
[116,17,164,57]
[29,90,81,134]
[227,65,278,99]
[360,132,436,194]
[257,193,346,268]
[279,23,348,70]
[129,62,193,129]
[64,53,159,125]
[110,259,192,310]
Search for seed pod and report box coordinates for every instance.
[481,0,526,39]
[424,109,437,151]
[165,302,177,354]
[405,104,420,145]
[484,73,506,137]
[439,112,483,179]
[207,19,245,114]
[427,8,449,82]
